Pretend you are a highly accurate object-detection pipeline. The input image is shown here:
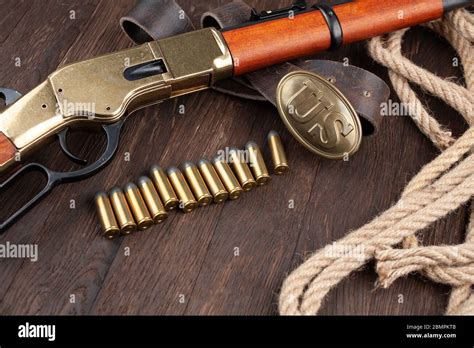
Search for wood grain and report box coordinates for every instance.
[0,0,469,316]
[0,132,16,166]
[337,0,444,44]
[223,9,331,76]
[223,0,444,75]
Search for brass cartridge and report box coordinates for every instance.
[94,191,120,239]
[109,187,137,235]
[150,165,179,210]
[268,130,289,175]
[167,167,198,213]
[124,183,154,230]
[229,147,257,192]
[246,141,271,185]
[212,156,243,200]
[182,162,213,207]
[197,159,228,203]
[137,176,168,224]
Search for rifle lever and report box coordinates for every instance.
[0,120,124,233]
[0,87,22,108]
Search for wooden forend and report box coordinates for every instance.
[223,0,444,75]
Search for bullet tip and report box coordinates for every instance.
[137,176,151,185]
[124,182,137,191]
[109,187,122,195]
[167,167,179,175]
[212,156,223,164]
[197,158,210,166]
[182,161,195,169]
[94,191,107,200]
[246,141,259,149]
[268,130,279,139]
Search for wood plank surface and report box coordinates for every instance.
[0,0,469,315]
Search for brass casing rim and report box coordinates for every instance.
[120,223,137,235]
[137,218,154,230]
[152,212,168,224]
[213,190,229,203]
[163,199,179,210]
[241,180,257,191]
[276,71,362,160]
[103,227,120,239]
[182,201,198,213]
[255,174,271,185]
[197,194,214,206]
[274,164,289,175]
[228,187,243,200]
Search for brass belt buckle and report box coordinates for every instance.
[276,70,362,159]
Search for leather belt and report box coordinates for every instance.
[120,0,390,136]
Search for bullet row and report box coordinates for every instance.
[95,131,288,239]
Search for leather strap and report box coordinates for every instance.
[120,0,390,136]
[201,0,253,29]
[120,0,193,43]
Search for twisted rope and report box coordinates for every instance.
[279,9,474,315]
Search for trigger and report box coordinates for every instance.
[58,128,88,165]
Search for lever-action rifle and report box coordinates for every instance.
[0,0,471,231]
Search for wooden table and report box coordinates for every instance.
[0,0,468,315]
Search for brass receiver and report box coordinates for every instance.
[0,28,233,171]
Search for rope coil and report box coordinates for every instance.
[279,9,474,315]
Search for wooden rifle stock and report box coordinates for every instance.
[0,133,16,168]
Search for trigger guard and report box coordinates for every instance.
[58,128,88,165]
[56,120,125,183]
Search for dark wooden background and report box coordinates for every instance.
[0,0,469,315]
